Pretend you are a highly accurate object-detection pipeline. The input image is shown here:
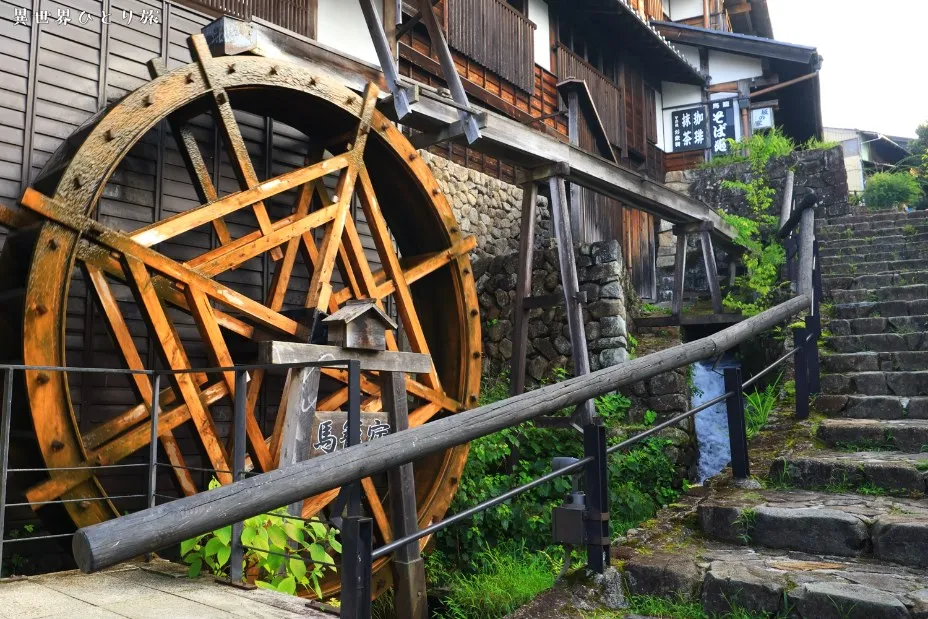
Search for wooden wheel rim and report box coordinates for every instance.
[17,50,481,588]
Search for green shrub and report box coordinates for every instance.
[744,374,781,440]
[863,172,923,210]
[435,373,681,564]
[699,127,795,170]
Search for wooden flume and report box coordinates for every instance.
[0,34,481,597]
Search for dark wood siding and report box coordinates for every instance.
[446,0,535,93]
[0,1,381,508]
[623,207,657,300]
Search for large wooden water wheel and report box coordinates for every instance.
[0,35,480,594]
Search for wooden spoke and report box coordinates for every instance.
[84,264,198,497]
[362,477,393,542]
[194,203,339,277]
[304,83,379,311]
[147,59,232,247]
[20,189,307,340]
[358,169,442,390]
[129,155,349,249]
[26,383,228,506]
[189,34,282,261]
[121,254,232,483]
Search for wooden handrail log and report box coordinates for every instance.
[73,294,811,573]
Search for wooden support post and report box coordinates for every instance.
[566,90,583,240]
[511,182,539,397]
[381,371,427,619]
[779,170,795,232]
[359,0,411,119]
[549,177,595,425]
[415,0,481,143]
[672,228,688,320]
[798,207,815,299]
[700,229,723,314]
[279,366,322,516]
[794,327,810,420]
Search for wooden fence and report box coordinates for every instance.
[446,0,535,92]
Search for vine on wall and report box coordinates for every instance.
[718,129,793,316]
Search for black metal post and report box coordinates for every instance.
[724,367,750,479]
[0,369,13,575]
[229,369,248,584]
[147,372,161,511]
[145,372,160,562]
[805,315,821,396]
[583,424,609,574]
[347,360,362,518]
[794,327,810,420]
[340,515,373,619]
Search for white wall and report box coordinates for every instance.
[707,50,763,84]
[676,43,701,71]
[655,89,665,150]
[317,0,380,66]
[668,0,704,21]
[661,82,703,151]
[528,0,550,71]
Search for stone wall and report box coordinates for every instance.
[657,146,850,302]
[668,145,850,220]
[421,150,552,263]
[476,240,630,385]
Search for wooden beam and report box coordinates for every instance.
[73,294,814,573]
[671,231,687,319]
[510,181,537,397]
[259,342,433,374]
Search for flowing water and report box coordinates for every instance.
[691,357,741,483]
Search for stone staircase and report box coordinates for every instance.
[618,209,928,619]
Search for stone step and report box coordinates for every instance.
[697,489,928,567]
[826,331,928,352]
[815,395,928,420]
[820,371,928,397]
[623,542,928,619]
[820,233,928,253]
[821,249,928,268]
[828,315,928,336]
[825,271,928,293]
[820,209,928,227]
[831,284,928,305]
[824,258,926,277]
[821,351,928,373]
[818,221,928,241]
[817,419,928,452]
[833,300,928,320]
[770,451,928,495]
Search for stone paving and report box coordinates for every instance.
[0,560,330,619]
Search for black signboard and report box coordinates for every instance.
[710,99,737,155]
[670,106,708,153]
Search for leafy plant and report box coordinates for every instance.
[643,409,658,426]
[744,375,781,440]
[801,136,839,151]
[863,172,923,210]
[627,334,639,358]
[181,479,341,597]
[595,391,632,426]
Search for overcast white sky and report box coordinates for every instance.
[767,0,927,138]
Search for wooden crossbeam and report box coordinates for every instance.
[189,34,282,261]
[83,265,198,497]
[129,155,349,248]
[147,58,232,246]
[26,383,228,505]
[19,188,307,340]
[121,255,232,484]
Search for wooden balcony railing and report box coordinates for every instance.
[555,45,623,150]
[446,0,535,92]
[646,143,666,183]
[176,0,316,38]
